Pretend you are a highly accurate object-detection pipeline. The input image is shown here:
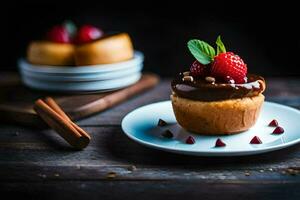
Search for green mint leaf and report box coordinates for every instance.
[63,20,77,39]
[187,39,215,65]
[216,35,226,54]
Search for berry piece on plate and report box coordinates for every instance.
[190,60,210,77]
[47,25,71,43]
[75,25,104,44]
[211,52,247,84]
[162,130,173,138]
[185,136,196,144]
[215,138,226,147]
[250,136,262,144]
[268,119,279,127]
[157,119,167,127]
[273,126,284,134]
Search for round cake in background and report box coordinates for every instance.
[27,41,75,66]
[74,33,134,66]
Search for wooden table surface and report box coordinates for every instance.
[1,75,300,200]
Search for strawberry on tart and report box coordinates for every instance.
[27,23,76,66]
[171,36,266,135]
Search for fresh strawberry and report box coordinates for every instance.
[74,25,103,44]
[47,25,70,43]
[190,60,210,77]
[211,52,247,84]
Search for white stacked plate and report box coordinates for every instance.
[18,51,144,93]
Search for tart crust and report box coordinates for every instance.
[171,93,264,135]
[74,33,134,65]
[27,41,75,66]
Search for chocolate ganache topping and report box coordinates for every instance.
[171,74,265,101]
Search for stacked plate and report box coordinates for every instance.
[18,51,144,93]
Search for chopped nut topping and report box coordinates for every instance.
[205,76,216,83]
[182,76,194,82]
[183,71,190,76]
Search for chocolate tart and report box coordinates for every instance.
[171,74,266,135]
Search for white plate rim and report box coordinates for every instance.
[121,101,300,156]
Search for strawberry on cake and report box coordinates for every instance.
[171,36,266,135]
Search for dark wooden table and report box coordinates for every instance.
[1,75,300,200]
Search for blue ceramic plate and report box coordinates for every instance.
[122,101,300,156]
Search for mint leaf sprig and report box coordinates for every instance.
[216,35,226,54]
[187,39,215,65]
[187,35,226,65]
[63,20,77,39]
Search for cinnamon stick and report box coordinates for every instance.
[44,97,91,140]
[69,74,159,119]
[34,99,90,149]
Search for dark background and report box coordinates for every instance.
[2,1,300,77]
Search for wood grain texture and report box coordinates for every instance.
[0,73,159,127]
[1,73,300,199]
[1,126,300,169]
